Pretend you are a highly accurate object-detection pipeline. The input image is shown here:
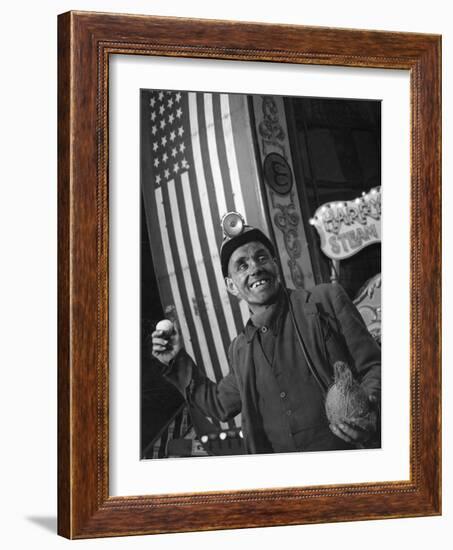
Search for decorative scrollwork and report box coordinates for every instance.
[258,97,285,144]
[274,203,304,288]
[287,258,305,289]
[284,228,302,258]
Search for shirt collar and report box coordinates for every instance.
[243,288,287,343]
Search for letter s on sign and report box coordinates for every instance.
[328,235,341,255]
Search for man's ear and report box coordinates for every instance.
[225,276,239,297]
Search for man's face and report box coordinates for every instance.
[225,241,280,309]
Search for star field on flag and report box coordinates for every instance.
[149,90,190,187]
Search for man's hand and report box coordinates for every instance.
[329,395,379,447]
[329,416,375,446]
[151,322,183,366]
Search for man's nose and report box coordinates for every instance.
[248,258,262,273]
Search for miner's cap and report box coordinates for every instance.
[220,226,276,277]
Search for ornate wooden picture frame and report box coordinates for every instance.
[58,11,441,539]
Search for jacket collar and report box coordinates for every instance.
[243,288,288,343]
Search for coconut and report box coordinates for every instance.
[325,361,371,425]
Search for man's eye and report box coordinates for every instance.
[257,255,268,263]
[238,262,247,271]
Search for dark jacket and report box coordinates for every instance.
[164,283,381,453]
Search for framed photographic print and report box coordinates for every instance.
[58,11,441,538]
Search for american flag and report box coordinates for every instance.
[141,89,268,428]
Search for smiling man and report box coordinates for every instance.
[152,218,381,454]
[223,228,280,312]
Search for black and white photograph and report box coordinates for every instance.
[140,89,382,459]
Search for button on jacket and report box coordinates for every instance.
[163,283,381,454]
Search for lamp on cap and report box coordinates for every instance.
[221,211,245,238]
[220,212,275,277]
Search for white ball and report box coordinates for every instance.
[156,319,174,336]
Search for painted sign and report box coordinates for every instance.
[309,187,381,260]
[252,95,315,290]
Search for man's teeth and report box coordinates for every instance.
[251,280,269,289]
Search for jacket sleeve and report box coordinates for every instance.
[329,284,381,400]
[162,348,242,422]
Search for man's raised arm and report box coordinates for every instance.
[151,323,241,422]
